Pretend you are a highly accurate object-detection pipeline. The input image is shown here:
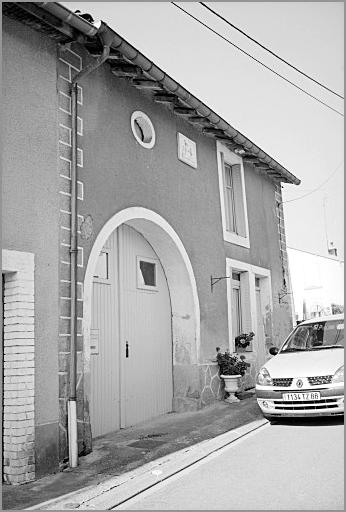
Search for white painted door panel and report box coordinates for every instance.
[256,289,266,370]
[90,233,120,438]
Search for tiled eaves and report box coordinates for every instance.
[2,2,73,42]
[3,2,300,186]
[82,36,300,186]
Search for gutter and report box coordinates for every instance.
[68,22,114,468]
[38,3,300,186]
[38,2,99,36]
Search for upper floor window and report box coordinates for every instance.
[217,142,250,248]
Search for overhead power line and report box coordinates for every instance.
[280,161,343,205]
[200,2,344,100]
[171,2,344,117]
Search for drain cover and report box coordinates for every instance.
[139,432,168,439]
[128,439,166,449]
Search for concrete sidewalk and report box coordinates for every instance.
[3,392,265,510]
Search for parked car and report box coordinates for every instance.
[256,314,344,421]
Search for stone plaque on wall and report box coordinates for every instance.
[177,132,197,169]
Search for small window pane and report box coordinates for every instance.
[224,163,232,187]
[136,117,153,144]
[139,260,156,287]
[255,277,260,287]
[134,119,145,142]
[224,164,237,233]
[232,272,241,281]
[232,287,242,337]
[94,252,108,279]
[231,164,246,237]
[131,111,156,148]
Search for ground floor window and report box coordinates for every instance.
[226,259,272,358]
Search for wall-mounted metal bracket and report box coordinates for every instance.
[211,275,231,292]
[278,290,293,303]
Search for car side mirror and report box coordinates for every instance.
[269,346,279,356]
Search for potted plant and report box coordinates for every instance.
[234,331,255,350]
[216,347,250,403]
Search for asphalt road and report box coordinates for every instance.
[114,417,344,510]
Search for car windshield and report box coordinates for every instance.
[280,319,344,353]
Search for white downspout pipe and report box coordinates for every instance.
[68,25,113,468]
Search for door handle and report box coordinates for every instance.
[126,341,129,358]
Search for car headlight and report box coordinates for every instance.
[332,365,344,384]
[257,367,273,386]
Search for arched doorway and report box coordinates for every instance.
[83,208,200,438]
[90,223,173,436]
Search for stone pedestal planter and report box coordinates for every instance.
[220,374,241,403]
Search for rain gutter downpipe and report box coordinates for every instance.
[68,24,113,468]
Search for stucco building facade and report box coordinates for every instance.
[2,3,300,484]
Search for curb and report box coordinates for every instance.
[28,418,268,510]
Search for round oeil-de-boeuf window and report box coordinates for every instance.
[130,111,156,149]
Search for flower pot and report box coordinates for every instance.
[220,374,241,403]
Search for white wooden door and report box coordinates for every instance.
[90,224,173,437]
[119,224,173,427]
[90,233,120,438]
[255,287,266,369]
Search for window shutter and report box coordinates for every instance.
[231,164,246,237]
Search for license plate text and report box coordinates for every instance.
[282,392,321,401]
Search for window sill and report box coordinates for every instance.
[137,286,159,293]
[93,278,111,285]
[224,231,250,248]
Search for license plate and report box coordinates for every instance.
[282,392,321,401]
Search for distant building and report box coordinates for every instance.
[328,241,338,257]
[287,247,344,323]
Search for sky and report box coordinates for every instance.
[64,1,344,260]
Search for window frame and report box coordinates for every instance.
[226,258,273,353]
[130,111,156,149]
[93,249,110,284]
[217,141,250,248]
[136,255,159,292]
